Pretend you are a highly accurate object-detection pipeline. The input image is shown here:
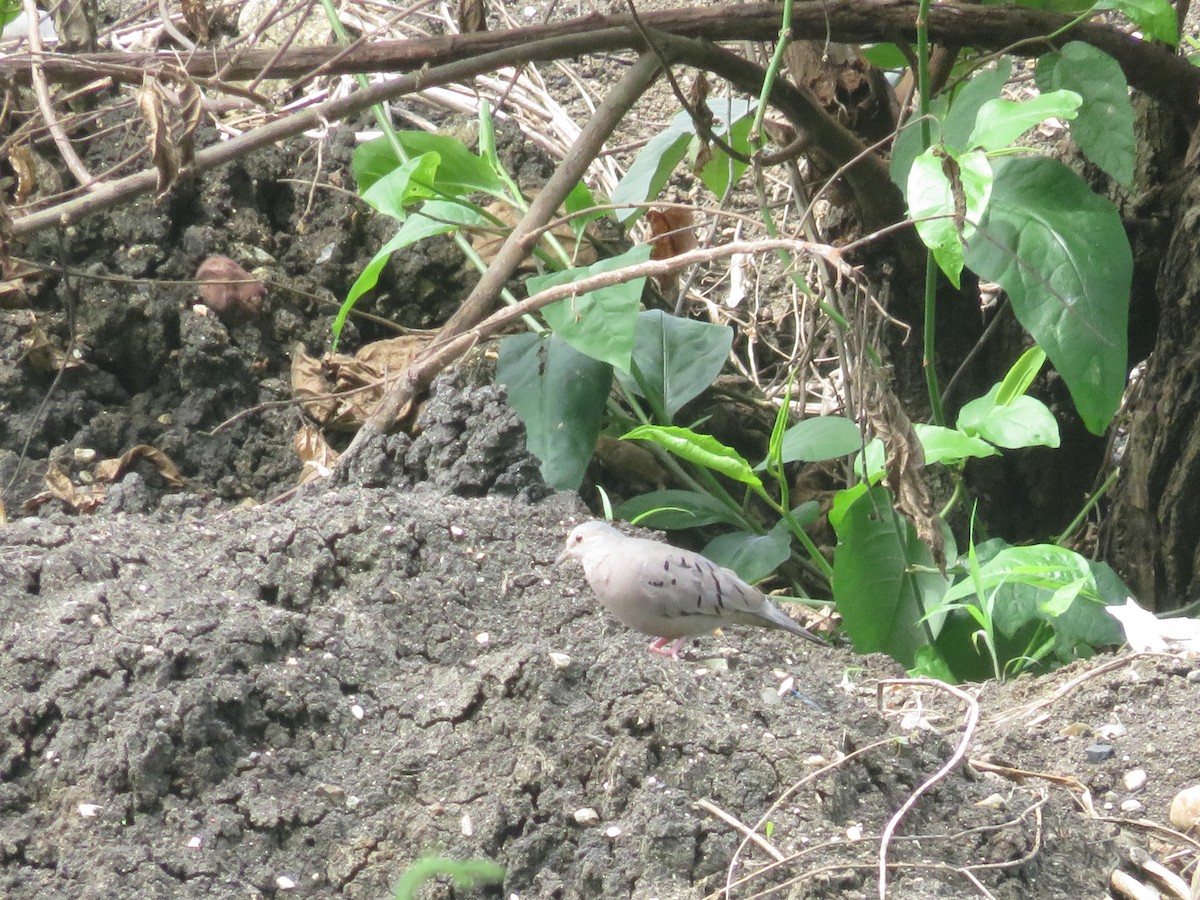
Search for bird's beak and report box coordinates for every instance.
[554,547,570,565]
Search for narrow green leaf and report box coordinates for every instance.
[1035,42,1136,187]
[966,91,1081,152]
[621,424,762,489]
[611,126,691,224]
[965,156,1130,434]
[615,489,745,529]
[996,346,1047,406]
[535,244,652,372]
[612,100,755,223]
[497,333,612,490]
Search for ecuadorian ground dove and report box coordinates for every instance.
[556,521,826,658]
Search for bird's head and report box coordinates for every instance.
[555,520,621,565]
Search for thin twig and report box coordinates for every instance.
[695,799,786,863]
[875,678,980,900]
[20,0,97,190]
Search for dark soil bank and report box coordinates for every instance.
[5,482,1189,899]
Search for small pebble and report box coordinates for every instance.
[548,652,571,669]
[1169,785,1200,830]
[276,875,296,890]
[604,825,622,839]
[1123,769,1147,792]
[186,836,203,848]
[461,814,474,836]
[1120,799,1142,813]
[573,807,599,825]
[77,803,102,818]
[350,704,364,720]
[1085,743,1114,763]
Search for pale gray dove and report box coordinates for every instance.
[556,520,826,658]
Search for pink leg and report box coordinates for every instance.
[648,637,687,659]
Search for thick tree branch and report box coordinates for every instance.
[2,1,1195,122]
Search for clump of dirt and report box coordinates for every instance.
[2,483,1194,898]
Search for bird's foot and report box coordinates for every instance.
[648,637,687,659]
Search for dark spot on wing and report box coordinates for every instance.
[649,579,665,587]
[705,563,725,612]
[678,557,692,569]
[663,560,670,571]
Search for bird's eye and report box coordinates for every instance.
[574,534,583,543]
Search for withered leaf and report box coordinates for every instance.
[180,0,211,43]
[94,444,185,487]
[457,0,487,33]
[24,462,104,514]
[294,422,338,485]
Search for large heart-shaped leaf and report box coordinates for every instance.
[616,310,734,419]
[497,333,612,490]
[1036,42,1136,188]
[965,156,1130,434]
[832,486,949,667]
[536,244,652,373]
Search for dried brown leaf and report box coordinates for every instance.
[94,444,185,487]
[180,0,211,43]
[20,316,83,373]
[24,463,104,514]
[457,0,487,33]
[137,73,180,196]
[291,343,339,423]
[469,190,598,269]
[861,370,946,569]
[294,422,338,485]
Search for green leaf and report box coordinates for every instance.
[947,540,1124,662]
[996,346,1047,405]
[621,425,763,489]
[891,62,1011,191]
[1035,43,1136,188]
[966,91,1081,152]
[696,113,754,198]
[702,520,793,583]
[957,384,1060,449]
[778,416,862,463]
[942,60,1013,151]
[854,424,997,480]
[828,482,870,530]
[965,156,1130,434]
[832,485,949,667]
[615,489,745,530]
[331,200,487,346]
[612,100,755,224]
[616,310,734,419]
[361,153,442,220]
[861,43,909,69]
[353,133,504,196]
[535,244,652,372]
[908,147,993,287]
[611,127,691,224]
[497,333,612,490]
[1096,0,1178,44]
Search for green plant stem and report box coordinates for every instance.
[756,487,834,581]
[912,0,946,427]
[1052,466,1120,546]
[749,0,793,142]
[317,0,533,329]
[922,253,946,425]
